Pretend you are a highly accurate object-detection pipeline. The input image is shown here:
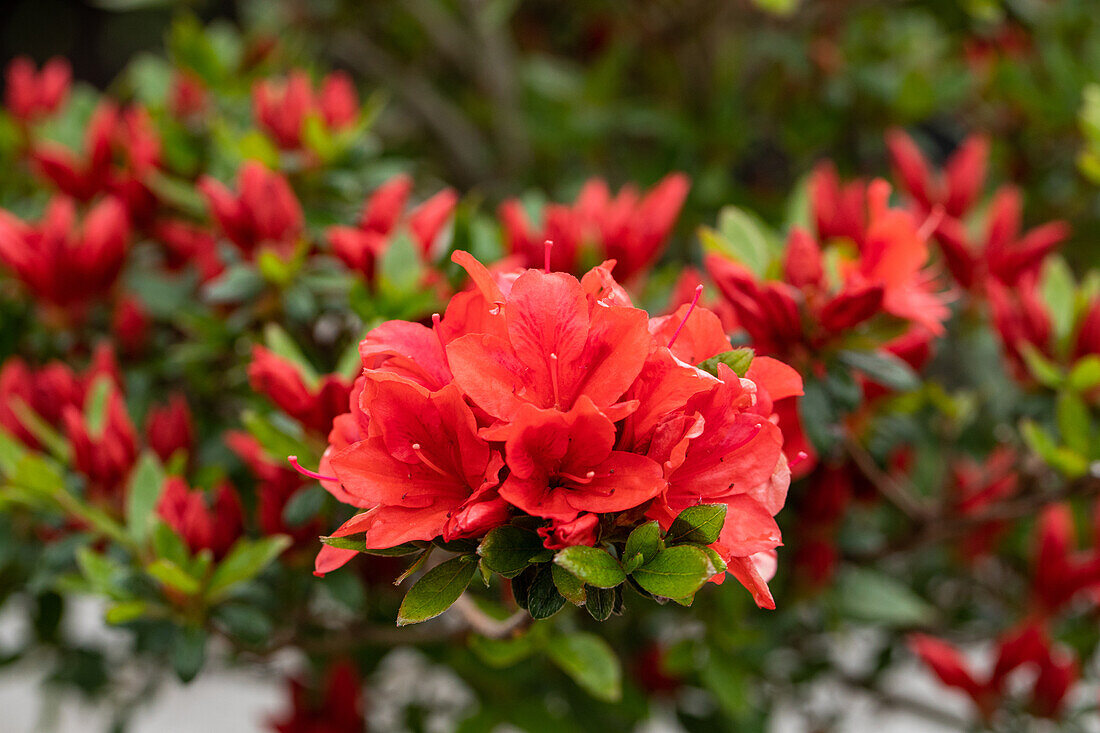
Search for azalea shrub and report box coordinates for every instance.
[2,7,1100,733]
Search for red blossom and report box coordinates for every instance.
[62,387,138,501]
[327,174,458,279]
[4,56,70,123]
[227,432,319,544]
[198,162,304,260]
[112,296,150,356]
[268,660,365,733]
[168,71,209,121]
[156,477,243,559]
[0,196,130,315]
[248,346,352,436]
[886,128,989,220]
[145,394,194,465]
[936,186,1068,291]
[151,219,224,282]
[1031,503,1100,616]
[499,173,690,279]
[253,71,358,150]
[312,250,798,606]
[910,625,1075,722]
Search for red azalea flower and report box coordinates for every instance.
[248,346,353,436]
[708,170,948,362]
[112,296,150,356]
[326,379,505,550]
[950,447,1019,561]
[5,55,70,123]
[886,128,989,220]
[0,196,130,315]
[1031,503,1100,616]
[936,186,1068,291]
[311,250,798,606]
[168,71,209,122]
[227,432,319,544]
[910,625,1072,723]
[32,102,161,225]
[145,394,194,465]
[268,660,365,733]
[327,174,458,279]
[151,219,224,282]
[2,346,123,450]
[499,173,689,279]
[156,477,243,559]
[253,70,358,150]
[62,387,138,502]
[198,161,304,260]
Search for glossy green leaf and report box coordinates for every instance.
[397,555,477,626]
[632,546,716,599]
[548,632,622,702]
[667,504,727,545]
[553,546,625,589]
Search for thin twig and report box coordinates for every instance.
[843,435,934,521]
[450,595,531,639]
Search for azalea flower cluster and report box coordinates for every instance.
[310,250,801,607]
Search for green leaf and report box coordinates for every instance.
[152,520,190,567]
[126,452,165,543]
[214,604,274,646]
[470,629,539,668]
[397,555,477,626]
[1022,419,1089,478]
[1057,390,1092,456]
[1041,256,1076,343]
[147,559,201,596]
[799,379,839,454]
[8,398,70,461]
[553,546,626,589]
[206,535,291,601]
[837,350,920,392]
[83,376,113,436]
[584,585,616,621]
[172,625,207,683]
[551,564,586,605]
[76,547,120,593]
[319,534,365,551]
[1068,356,1100,392]
[699,206,777,277]
[525,564,567,620]
[240,410,313,467]
[624,522,663,567]
[478,526,547,578]
[105,600,148,625]
[1020,344,1063,389]
[697,348,755,378]
[835,567,937,627]
[203,264,264,304]
[667,505,727,545]
[547,632,622,702]
[632,546,716,599]
[0,428,26,476]
[378,230,422,294]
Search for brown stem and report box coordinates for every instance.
[450,594,531,639]
[843,435,934,521]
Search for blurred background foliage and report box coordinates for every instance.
[4,0,1100,264]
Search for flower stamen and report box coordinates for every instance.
[667,284,704,350]
[544,239,554,274]
[411,443,449,476]
[550,352,562,409]
[288,455,337,483]
[558,470,597,485]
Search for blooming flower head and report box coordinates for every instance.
[252,70,358,150]
[32,102,161,224]
[886,128,989,220]
[198,161,304,260]
[156,477,243,559]
[4,55,70,123]
[62,386,138,502]
[707,168,949,363]
[0,196,130,315]
[499,173,690,280]
[248,346,353,436]
[145,393,194,465]
[0,345,119,450]
[312,250,800,607]
[268,660,365,733]
[326,174,458,280]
